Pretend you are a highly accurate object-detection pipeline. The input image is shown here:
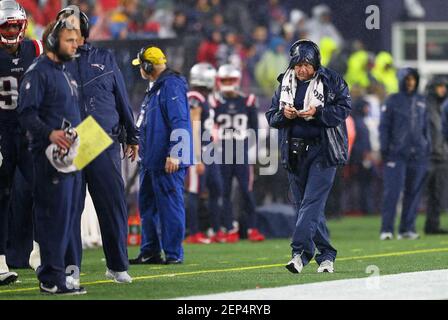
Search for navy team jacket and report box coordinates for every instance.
[65,42,138,145]
[17,55,81,153]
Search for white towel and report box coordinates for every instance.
[279,68,297,110]
[280,69,325,120]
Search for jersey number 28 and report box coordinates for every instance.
[216,114,248,140]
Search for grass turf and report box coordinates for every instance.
[1,214,448,300]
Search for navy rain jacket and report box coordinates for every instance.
[65,43,138,145]
[138,69,193,171]
[379,68,430,161]
[266,66,351,170]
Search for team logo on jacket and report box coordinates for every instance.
[91,64,105,71]
[313,89,325,103]
[12,58,20,65]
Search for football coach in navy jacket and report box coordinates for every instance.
[379,68,430,240]
[266,39,351,275]
[129,46,192,265]
[57,5,138,284]
[17,19,85,295]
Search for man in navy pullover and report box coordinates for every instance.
[17,19,86,295]
[58,5,138,284]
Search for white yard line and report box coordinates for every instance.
[177,269,448,300]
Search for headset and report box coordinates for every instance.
[289,39,321,69]
[137,45,154,74]
[46,19,65,53]
[56,5,90,39]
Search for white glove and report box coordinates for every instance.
[0,150,3,168]
[45,128,80,173]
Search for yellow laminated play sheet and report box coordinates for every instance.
[73,116,113,170]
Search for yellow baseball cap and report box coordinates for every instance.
[132,46,167,66]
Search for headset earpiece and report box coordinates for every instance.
[46,21,62,53]
[139,46,154,74]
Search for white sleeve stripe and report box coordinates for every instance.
[246,94,256,107]
[33,39,43,56]
[37,40,43,56]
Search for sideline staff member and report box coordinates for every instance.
[266,39,351,274]
[58,5,138,284]
[17,19,85,295]
[129,46,192,265]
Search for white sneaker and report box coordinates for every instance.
[66,275,80,289]
[317,260,334,273]
[0,255,18,285]
[29,241,41,271]
[105,269,132,283]
[0,271,18,286]
[380,232,393,240]
[285,255,303,274]
[397,232,420,240]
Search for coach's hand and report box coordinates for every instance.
[283,105,298,119]
[165,157,180,174]
[125,144,139,162]
[49,130,72,149]
[297,106,317,118]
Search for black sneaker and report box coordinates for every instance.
[425,228,448,235]
[129,253,165,265]
[0,272,18,286]
[39,282,87,295]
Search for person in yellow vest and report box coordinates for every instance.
[345,50,375,89]
[319,36,338,67]
[372,51,398,94]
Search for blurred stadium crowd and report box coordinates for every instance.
[16,0,446,225]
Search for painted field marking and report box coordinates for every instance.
[1,247,448,295]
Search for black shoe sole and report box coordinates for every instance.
[129,259,165,265]
[285,263,299,274]
[165,260,182,265]
[40,286,87,295]
[40,290,87,295]
[0,274,18,286]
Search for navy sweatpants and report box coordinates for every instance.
[186,165,205,234]
[66,142,129,272]
[381,159,428,234]
[139,168,186,261]
[33,152,81,287]
[186,162,223,234]
[221,163,256,230]
[0,125,34,263]
[7,170,34,268]
[288,144,337,266]
[206,163,224,232]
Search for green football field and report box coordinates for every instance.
[1,214,448,300]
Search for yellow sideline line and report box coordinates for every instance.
[1,247,448,295]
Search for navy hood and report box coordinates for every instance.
[289,39,321,69]
[398,67,420,93]
[425,75,448,99]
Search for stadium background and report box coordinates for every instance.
[15,0,448,237]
